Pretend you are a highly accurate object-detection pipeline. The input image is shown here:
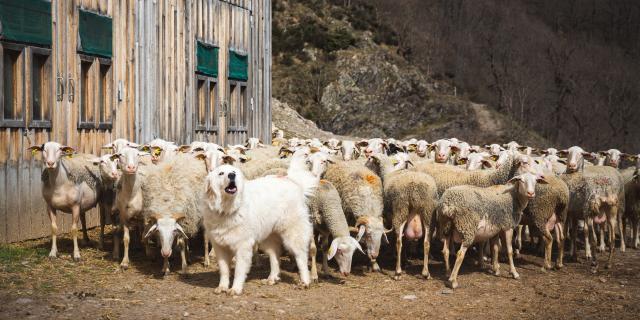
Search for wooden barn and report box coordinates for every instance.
[0,0,272,243]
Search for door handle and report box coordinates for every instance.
[56,73,64,101]
[67,74,75,102]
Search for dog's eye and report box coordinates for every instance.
[218,172,224,176]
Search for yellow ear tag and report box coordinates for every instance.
[391,159,398,165]
[31,149,38,156]
[153,148,162,156]
[66,153,73,158]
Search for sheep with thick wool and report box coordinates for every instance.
[321,158,387,272]
[141,154,208,275]
[437,172,547,289]
[366,153,438,280]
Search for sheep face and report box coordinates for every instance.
[355,216,387,261]
[245,137,263,149]
[509,172,547,200]
[561,146,591,173]
[116,147,149,175]
[308,152,333,178]
[454,142,471,160]
[195,149,230,173]
[416,140,429,157]
[102,139,139,154]
[28,142,75,169]
[431,139,454,163]
[464,152,492,170]
[327,236,364,276]
[89,154,120,180]
[486,143,504,156]
[145,216,188,258]
[503,141,521,154]
[204,164,245,213]
[601,149,622,168]
[340,141,360,161]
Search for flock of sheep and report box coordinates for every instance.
[27,130,640,293]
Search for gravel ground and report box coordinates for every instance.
[1,227,639,319]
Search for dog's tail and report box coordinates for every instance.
[287,167,319,198]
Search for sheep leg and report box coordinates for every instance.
[162,257,170,276]
[515,225,523,257]
[320,235,330,275]
[203,232,211,267]
[213,244,231,294]
[71,205,82,262]
[79,211,90,247]
[568,218,577,261]
[476,242,486,269]
[541,229,553,271]
[587,218,599,270]
[230,243,254,295]
[490,237,500,276]
[597,224,606,253]
[113,224,121,260]
[606,216,617,269]
[394,222,406,280]
[120,225,131,269]
[555,223,565,269]
[309,236,319,283]
[618,212,626,253]
[442,236,451,276]
[98,205,106,250]
[47,206,58,258]
[584,219,592,259]
[261,236,282,285]
[503,229,519,279]
[447,244,468,289]
[633,219,639,249]
[421,225,432,280]
[177,237,188,274]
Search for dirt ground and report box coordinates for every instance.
[1,227,638,320]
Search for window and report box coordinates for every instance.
[78,56,112,129]
[195,75,218,132]
[228,80,248,131]
[1,42,52,128]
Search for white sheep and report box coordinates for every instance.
[102,138,140,154]
[339,140,361,161]
[437,172,547,289]
[29,142,103,261]
[88,154,121,250]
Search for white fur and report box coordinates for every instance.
[202,165,313,295]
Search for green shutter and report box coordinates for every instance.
[196,41,219,77]
[78,9,112,57]
[0,0,52,46]
[228,50,248,81]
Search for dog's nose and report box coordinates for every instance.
[228,172,236,180]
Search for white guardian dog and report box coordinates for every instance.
[202,164,317,295]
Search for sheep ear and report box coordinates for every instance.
[456,158,467,165]
[507,176,522,184]
[140,145,151,152]
[175,223,188,240]
[557,159,567,165]
[222,155,236,165]
[537,176,549,184]
[239,156,250,163]
[407,160,414,167]
[382,232,390,244]
[327,158,335,164]
[597,151,607,156]
[139,151,151,157]
[309,147,320,153]
[427,144,435,152]
[101,143,113,150]
[61,146,75,154]
[327,238,340,260]
[144,223,158,239]
[27,145,44,154]
[194,153,207,160]
[355,225,366,242]
[351,237,365,255]
[178,145,191,153]
[482,160,493,168]
[450,146,460,153]
[87,157,103,165]
[633,174,639,182]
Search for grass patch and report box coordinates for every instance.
[0,245,47,273]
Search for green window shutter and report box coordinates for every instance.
[78,9,112,57]
[196,41,219,77]
[0,0,52,46]
[228,50,248,81]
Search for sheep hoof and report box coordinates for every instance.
[214,287,228,294]
[421,271,432,280]
[262,277,279,285]
[203,260,210,267]
[120,263,129,270]
[596,246,605,253]
[446,280,459,289]
[540,267,548,273]
[48,252,57,259]
[512,272,520,280]
[555,263,564,270]
[371,262,381,273]
[492,269,500,277]
[393,273,402,281]
[73,255,81,262]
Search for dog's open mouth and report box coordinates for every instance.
[225,182,237,194]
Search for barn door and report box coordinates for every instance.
[221,1,251,146]
[60,1,114,153]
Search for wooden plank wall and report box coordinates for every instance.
[1,0,271,243]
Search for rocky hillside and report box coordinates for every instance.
[272,0,548,146]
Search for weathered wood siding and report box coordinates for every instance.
[0,0,271,243]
